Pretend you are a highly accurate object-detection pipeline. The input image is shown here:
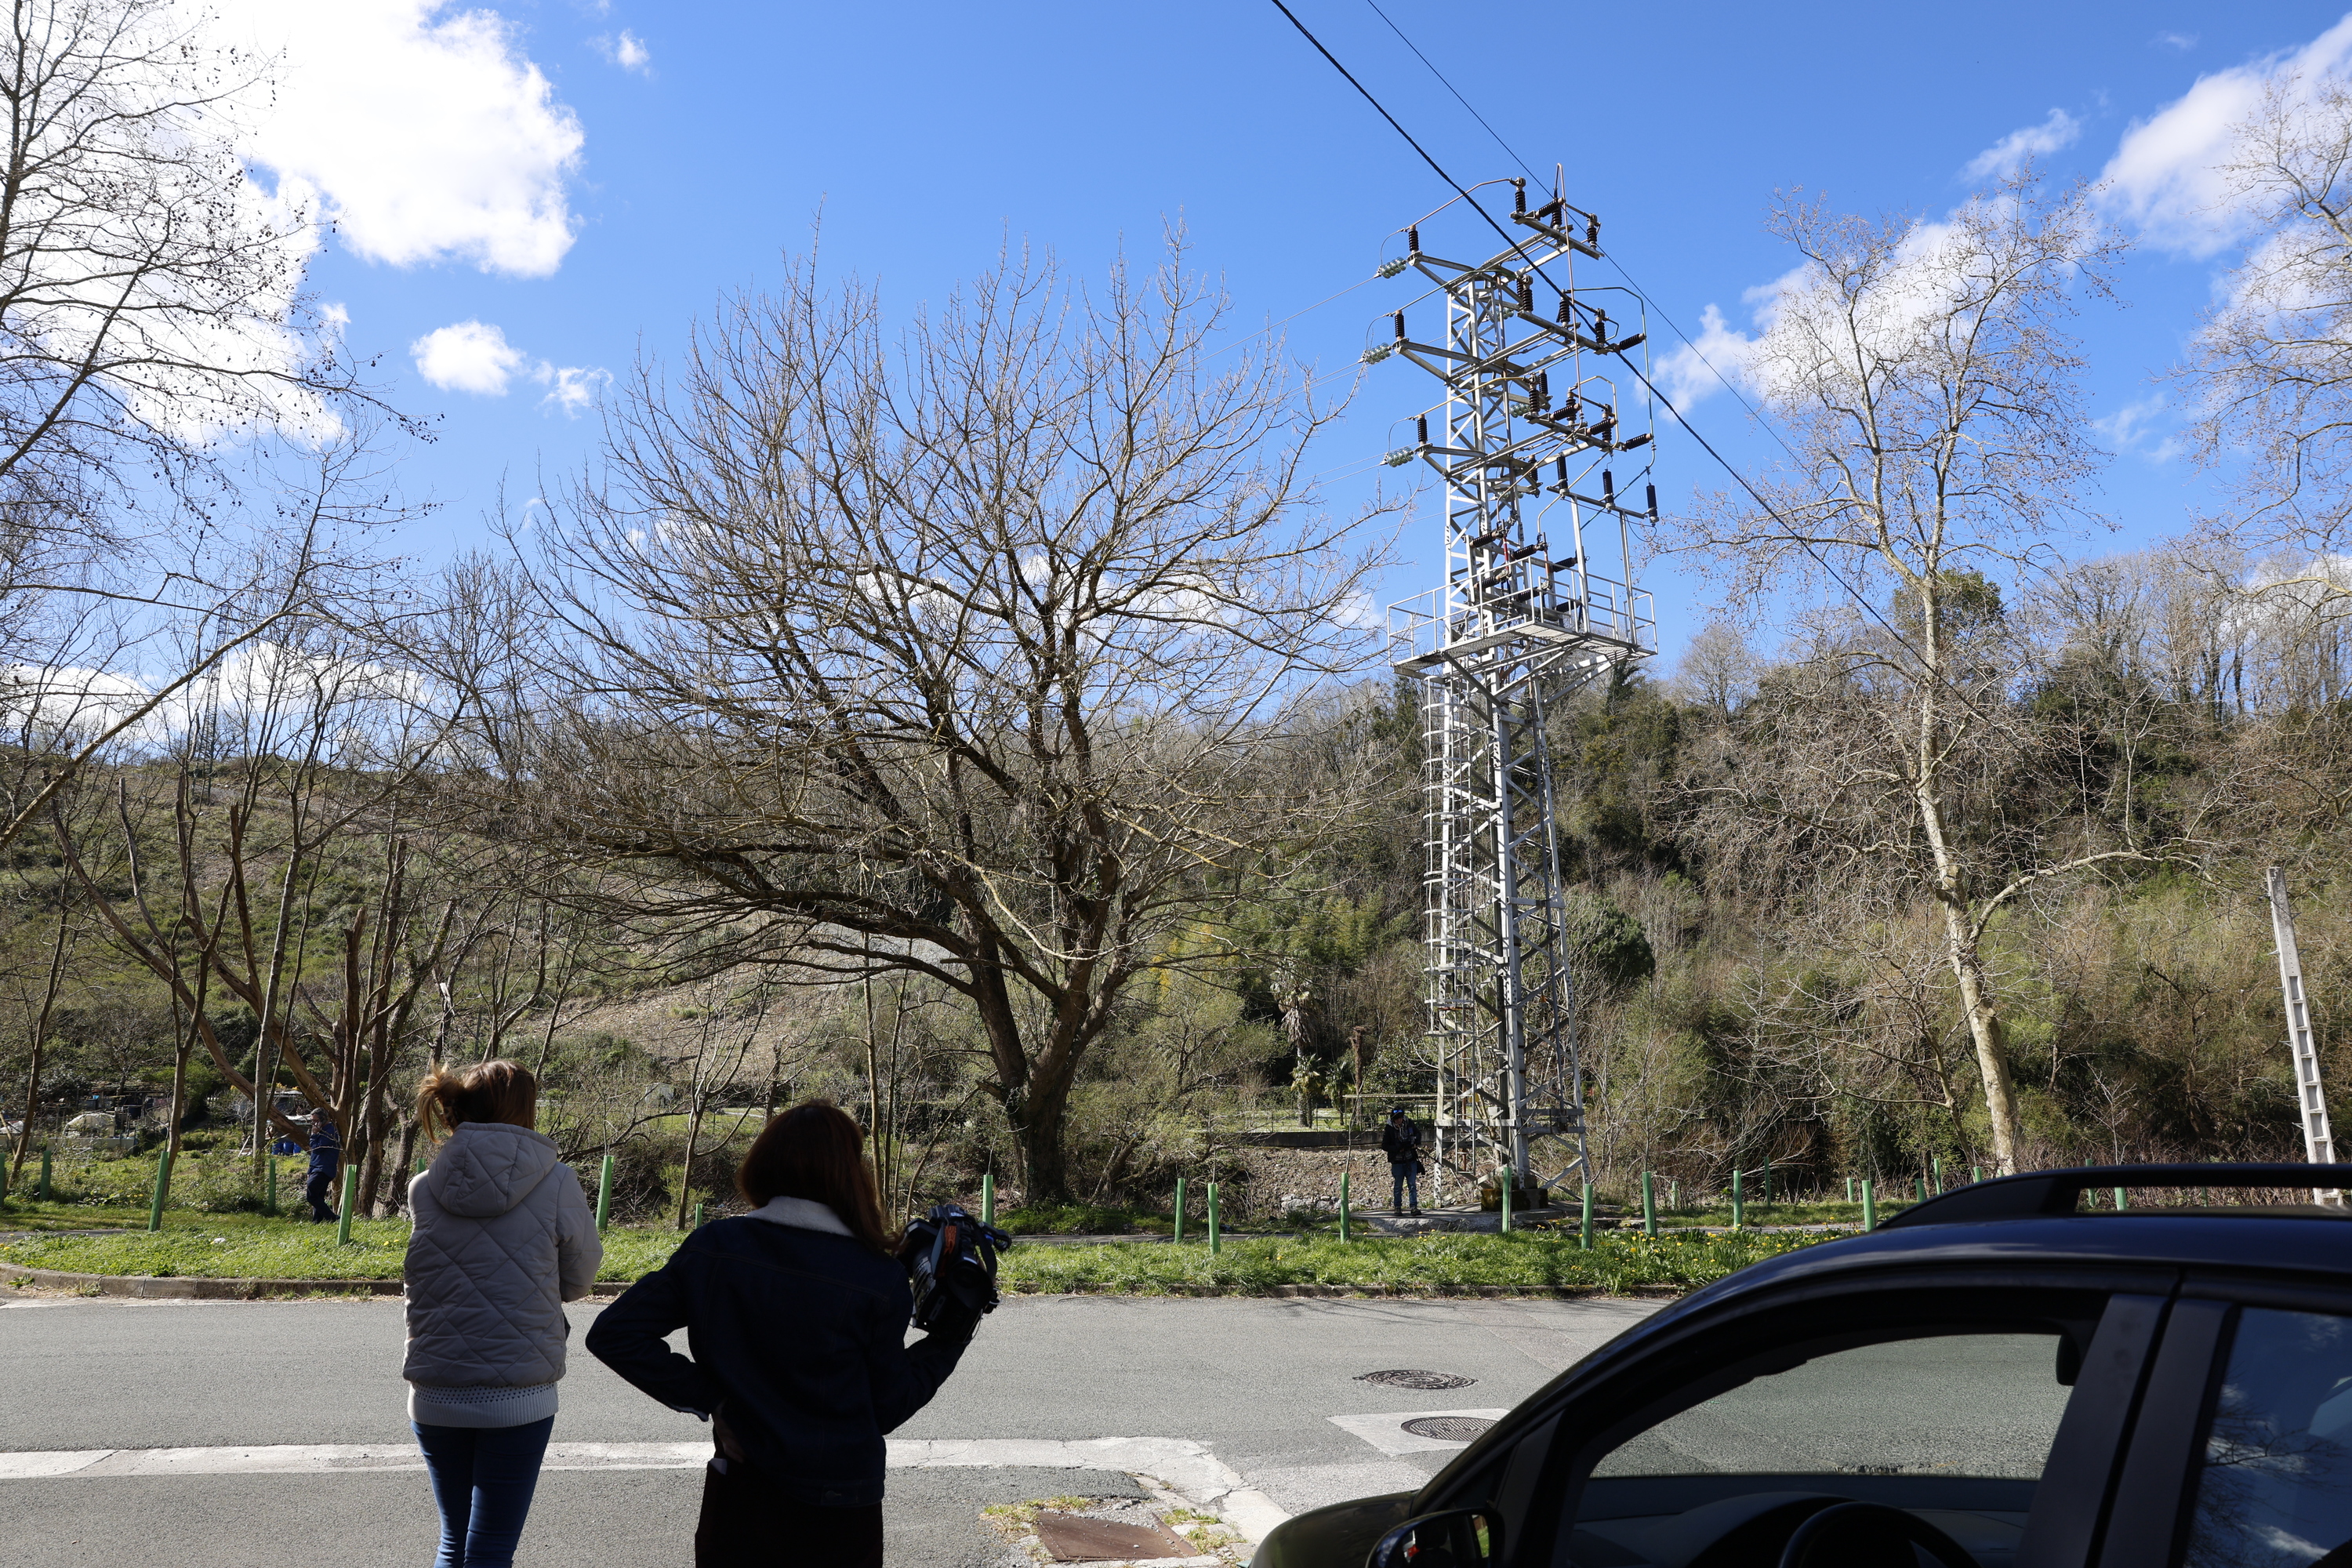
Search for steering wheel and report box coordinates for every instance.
[1777,1501,1980,1568]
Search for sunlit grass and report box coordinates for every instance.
[5,1211,1842,1294]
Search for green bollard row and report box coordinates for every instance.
[1640,1171,1657,1236]
[595,1152,615,1234]
[1207,1181,1221,1254]
[1862,1178,1878,1232]
[2114,1186,2129,1211]
[1172,1176,1186,1244]
[981,1172,995,1228]
[1844,1175,1855,1202]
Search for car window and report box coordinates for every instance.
[1594,1332,2072,1481]
[1567,1330,2078,1568]
[2182,1308,2352,1568]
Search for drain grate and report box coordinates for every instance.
[1356,1368,1476,1391]
[1400,1415,1497,1443]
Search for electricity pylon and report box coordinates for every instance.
[1368,176,1659,1205]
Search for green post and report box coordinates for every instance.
[1173,1176,1186,1243]
[1735,1167,1749,1229]
[1862,1178,1878,1232]
[693,1201,706,1229]
[147,1149,174,1231]
[2114,1186,2129,1211]
[1339,1171,1350,1243]
[1933,1156,1944,1194]
[1972,1165,1984,1186]
[1579,1182,1595,1250]
[1207,1181,1221,1254]
[1640,1171,1656,1236]
[1916,1175,1928,1205]
[981,1172,996,1228]
[1844,1174,1854,1203]
[1500,1164,1514,1233]
[415,1154,427,1175]
[38,1144,51,1200]
[336,1163,357,1245]
[1669,1178,1680,1211]
[595,1152,615,1233]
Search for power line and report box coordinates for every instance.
[1355,0,1803,479]
[1268,0,1970,699]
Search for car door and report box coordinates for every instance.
[1439,1273,2173,1568]
[2096,1276,2352,1568]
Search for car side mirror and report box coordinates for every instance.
[1367,1507,1501,1566]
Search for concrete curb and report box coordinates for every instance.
[0,1262,630,1300]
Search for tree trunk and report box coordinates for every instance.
[1942,909,2023,1174]
[9,898,71,1181]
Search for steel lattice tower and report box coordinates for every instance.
[1368,179,1659,1205]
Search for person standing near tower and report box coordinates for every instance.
[1381,1107,1424,1217]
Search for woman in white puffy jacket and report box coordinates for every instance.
[404,1059,601,1568]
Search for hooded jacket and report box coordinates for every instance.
[403,1122,601,1392]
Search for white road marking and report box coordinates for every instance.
[0,1436,1295,1543]
[1327,1408,1512,1457]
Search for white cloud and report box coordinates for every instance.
[412,320,528,395]
[593,30,651,73]
[2092,392,2183,463]
[225,0,586,277]
[535,362,610,416]
[2101,15,2352,256]
[2154,31,2198,53]
[1964,108,2082,180]
[411,319,606,413]
[1653,303,1759,410]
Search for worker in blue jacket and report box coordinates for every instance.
[305,1112,343,1222]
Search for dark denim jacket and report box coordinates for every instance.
[584,1216,967,1506]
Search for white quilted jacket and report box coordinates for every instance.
[403,1122,602,1388]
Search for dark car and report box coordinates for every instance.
[1254,1163,2352,1568]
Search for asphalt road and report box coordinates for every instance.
[0,1283,1661,1566]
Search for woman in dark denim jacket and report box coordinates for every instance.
[586,1102,973,1567]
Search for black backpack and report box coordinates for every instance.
[897,1203,1014,1337]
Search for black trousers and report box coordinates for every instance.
[695,1460,881,1567]
[304,1168,337,1222]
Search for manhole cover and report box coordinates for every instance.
[1357,1368,1477,1390]
[1400,1415,1497,1443]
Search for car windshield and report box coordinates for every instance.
[1595,1331,2071,1481]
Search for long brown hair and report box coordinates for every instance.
[735,1100,892,1252]
[416,1059,539,1142]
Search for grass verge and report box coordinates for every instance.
[993,1229,1821,1294]
[2,1214,1842,1294]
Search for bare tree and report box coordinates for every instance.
[1672,172,2146,1173]
[448,242,1394,1200]
[2179,74,2352,573]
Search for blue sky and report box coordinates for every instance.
[248,1,2352,665]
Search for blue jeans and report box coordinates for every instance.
[1391,1161,1419,1210]
[413,1417,554,1568]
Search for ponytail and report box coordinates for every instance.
[415,1058,539,1142]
